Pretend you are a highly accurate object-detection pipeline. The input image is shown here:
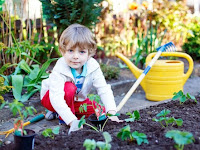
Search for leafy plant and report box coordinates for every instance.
[79,94,106,121]
[125,110,140,122]
[42,126,60,139]
[78,113,119,132]
[152,109,183,128]
[100,63,120,80]
[0,99,37,136]
[117,125,148,145]
[131,24,167,66]
[0,76,12,103]
[40,0,103,33]
[172,90,197,104]
[165,130,194,150]
[83,132,112,150]
[1,58,58,102]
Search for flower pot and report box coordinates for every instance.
[88,113,107,127]
[14,129,36,150]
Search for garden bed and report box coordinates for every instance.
[2,93,200,150]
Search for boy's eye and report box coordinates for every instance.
[80,50,86,54]
[68,49,73,52]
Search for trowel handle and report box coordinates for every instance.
[146,52,194,85]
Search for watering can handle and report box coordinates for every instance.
[146,52,194,85]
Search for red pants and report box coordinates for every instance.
[41,82,102,119]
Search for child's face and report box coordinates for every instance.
[63,46,90,74]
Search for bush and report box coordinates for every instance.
[100,63,120,80]
[182,18,200,60]
[40,0,103,33]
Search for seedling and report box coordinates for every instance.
[152,109,183,128]
[42,126,60,139]
[79,113,120,132]
[0,99,37,136]
[117,125,149,145]
[83,132,112,150]
[125,110,140,122]
[165,130,194,150]
[79,94,106,121]
[172,90,197,104]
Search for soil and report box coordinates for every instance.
[1,94,200,150]
[1,57,200,150]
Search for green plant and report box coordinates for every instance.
[1,57,58,102]
[131,24,167,66]
[0,76,12,103]
[125,110,140,122]
[165,130,194,150]
[172,90,197,104]
[0,99,37,136]
[152,109,183,128]
[182,17,200,60]
[42,126,60,139]
[40,0,103,33]
[83,132,112,150]
[79,94,106,120]
[100,63,120,80]
[117,125,148,145]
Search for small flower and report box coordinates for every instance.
[129,2,138,10]
[142,1,148,9]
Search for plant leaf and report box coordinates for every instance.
[11,75,23,100]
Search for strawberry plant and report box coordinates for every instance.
[165,130,194,150]
[152,109,183,128]
[172,90,197,104]
[125,110,140,122]
[0,99,37,136]
[117,125,148,145]
[79,94,106,121]
[83,132,112,150]
[78,113,119,132]
[42,126,60,139]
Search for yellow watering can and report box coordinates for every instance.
[116,52,194,101]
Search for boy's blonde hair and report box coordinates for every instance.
[59,24,97,56]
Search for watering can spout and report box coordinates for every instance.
[116,52,147,92]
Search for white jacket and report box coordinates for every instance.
[40,57,117,125]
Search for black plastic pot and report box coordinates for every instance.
[14,129,36,150]
[88,113,107,127]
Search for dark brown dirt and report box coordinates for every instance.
[1,94,200,150]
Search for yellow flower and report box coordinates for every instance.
[129,2,138,10]
[142,1,148,9]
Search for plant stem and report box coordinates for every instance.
[85,123,99,132]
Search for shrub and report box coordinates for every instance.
[182,18,200,60]
[40,0,103,33]
[0,77,12,103]
[100,63,120,80]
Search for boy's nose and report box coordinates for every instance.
[73,52,79,59]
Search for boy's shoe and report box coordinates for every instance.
[45,111,58,120]
[58,119,66,125]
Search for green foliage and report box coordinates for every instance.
[172,90,197,104]
[125,110,140,122]
[152,109,183,128]
[117,125,148,145]
[182,17,200,60]
[0,99,37,136]
[83,132,112,150]
[165,130,194,150]
[131,24,167,66]
[1,58,58,102]
[100,63,120,80]
[40,0,103,32]
[42,126,60,139]
[0,77,12,103]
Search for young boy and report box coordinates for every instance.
[40,24,122,134]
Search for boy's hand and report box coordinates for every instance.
[68,119,83,135]
[108,110,124,123]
